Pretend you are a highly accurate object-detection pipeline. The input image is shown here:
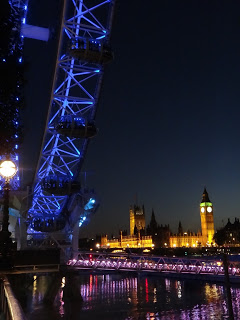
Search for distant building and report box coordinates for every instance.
[129,204,145,236]
[101,204,153,249]
[169,188,215,248]
[214,218,240,246]
[101,231,152,249]
[146,210,170,247]
[100,189,215,249]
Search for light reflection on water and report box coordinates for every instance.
[25,273,240,319]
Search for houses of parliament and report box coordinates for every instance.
[101,188,215,249]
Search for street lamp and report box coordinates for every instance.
[0,160,17,256]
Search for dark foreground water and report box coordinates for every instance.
[22,272,240,319]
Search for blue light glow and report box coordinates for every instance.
[16,97,19,101]
[15,145,18,149]
[83,216,86,221]
[22,18,26,24]
[19,58,22,63]
[24,5,27,10]
[16,156,18,160]
[2,59,6,62]
[95,70,100,73]
[84,198,97,211]
[15,134,18,138]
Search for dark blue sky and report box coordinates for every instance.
[22,0,240,236]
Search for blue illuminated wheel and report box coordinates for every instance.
[27,0,115,242]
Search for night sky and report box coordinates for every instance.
[22,0,240,237]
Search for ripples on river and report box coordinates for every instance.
[25,273,240,319]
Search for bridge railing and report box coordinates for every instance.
[0,276,26,320]
[67,251,240,278]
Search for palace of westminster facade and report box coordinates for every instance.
[101,188,215,249]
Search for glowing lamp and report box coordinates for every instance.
[0,160,17,179]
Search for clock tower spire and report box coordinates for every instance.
[200,188,214,246]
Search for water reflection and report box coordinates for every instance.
[25,273,240,319]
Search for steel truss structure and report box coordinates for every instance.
[68,252,240,282]
[28,0,115,237]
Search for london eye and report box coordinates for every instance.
[7,0,115,255]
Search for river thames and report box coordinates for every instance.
[24,272,240,319]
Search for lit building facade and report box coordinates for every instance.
[101,204,153,249]
[170,188,215,248]
[130,205,145,236]
[200,189,214,246]
[101,232,152,249]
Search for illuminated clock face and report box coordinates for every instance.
[201,207,205,213]
[207,207,212,213]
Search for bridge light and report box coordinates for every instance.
[61,277,65,288]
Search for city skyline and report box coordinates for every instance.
[22,0,240,236]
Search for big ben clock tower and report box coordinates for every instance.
[200,188,215,246]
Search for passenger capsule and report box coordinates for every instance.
[55,115,97,138]
[69,38,113,64]
[31,217,66,232]
[41,175,80,196]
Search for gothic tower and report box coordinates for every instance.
[129,204,145,236]
[200,188,214,246]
